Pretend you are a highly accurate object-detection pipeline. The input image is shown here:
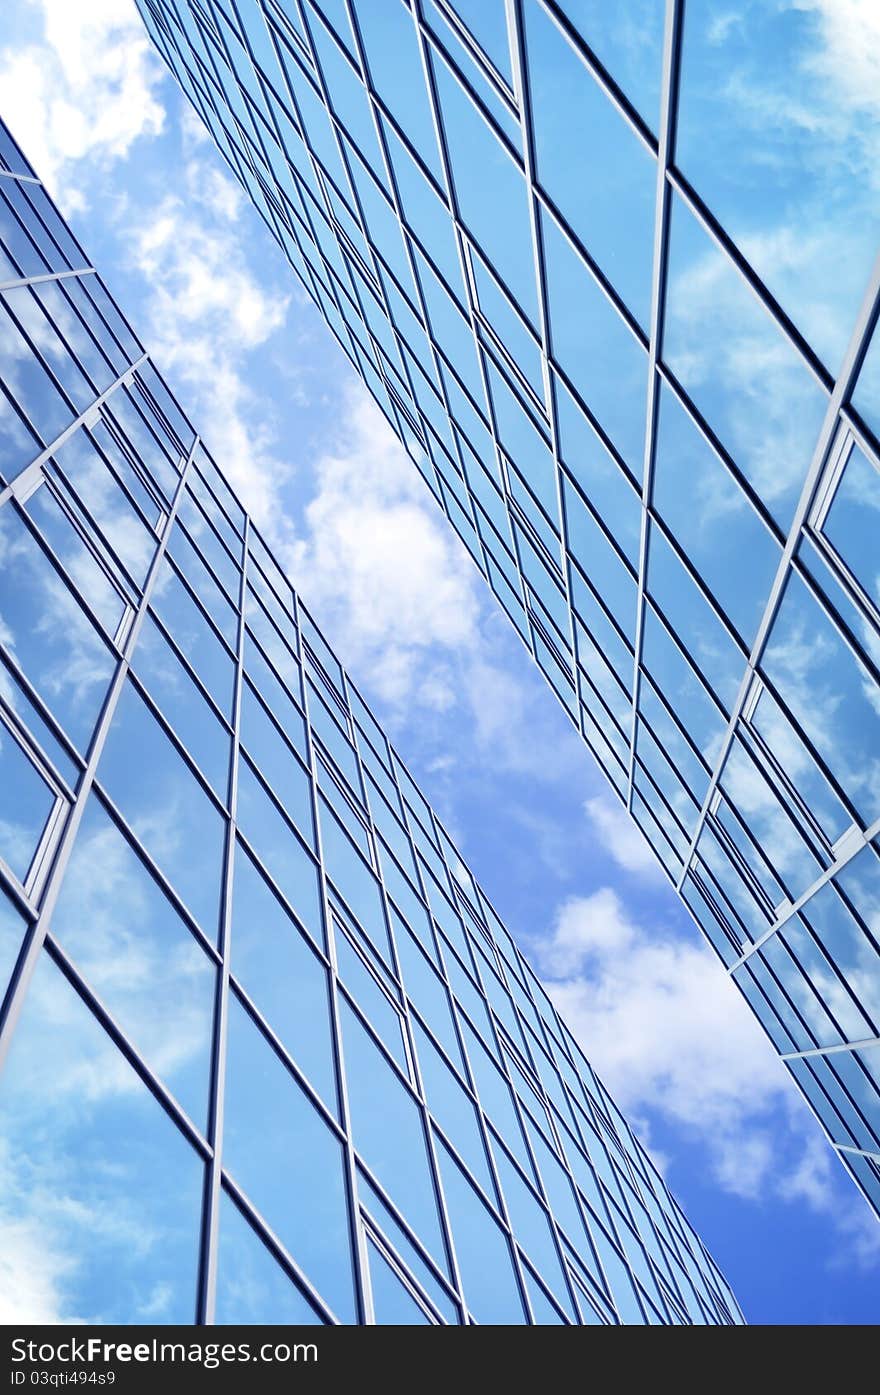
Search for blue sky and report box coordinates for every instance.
[1,0,878,1324]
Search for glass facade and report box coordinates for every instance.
[135,0,880,1222]
[0,116,740,1325]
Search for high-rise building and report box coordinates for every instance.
[0,116,742,1325]
[135,0,880,1221]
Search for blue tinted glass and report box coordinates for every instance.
[0,715,56,886]
[677,0,880,374]
[223,994,356,1321]
[664,193,827,532]
[97,681,226,939]
[216,1194,325,1324]
[340,999,446,1269]
[435,1136,527,1323]
[52,794,215,1130]
[542,211,647,472]
[0,952,202,1323]
[231,840,335,1107]
[524,0,654,326]
[366,1238,431,1325]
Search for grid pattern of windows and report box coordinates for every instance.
[0,117,740,1325]
[136,0,880,1222]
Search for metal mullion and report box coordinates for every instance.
[158,548,239,663]
[0,267,94,294]
[0,170,39,185]
[257,22,377,375]
[674,252,880,896]
[171,510,243,615]
[730,810,880,972]
[178,483,245,592]
[294,589,374,1325]
[360,1215,446,1324]
[0,355,146,510]
[40,467,142,608]
[51,424,169,552]
[353,1153,463,1312]
[626,0,683,814]
[220,1171,342,1324]
[0,433,198,1076]
[836,1142,880,1162]
[782,1036,880,1063]
[431,0,519,114]
[196,510,248,1325]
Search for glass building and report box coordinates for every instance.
[135,0,880,1221]
[0,116,742,1325]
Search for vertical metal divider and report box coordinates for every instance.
[673,249,880,896]
[338,665,469,1324]
[625,0,683,815]
[0,266,96,294]
[294,597,374,1324]
[0,416,199,1076]
[505,0,582,734]
[196,508,250,1324]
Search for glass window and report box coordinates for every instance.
[543,212,647,475]
[319,796,391,965]
[414,1020,495,1203]
[0,714,57,887]
[0,882,27,1007]
[0,504,115,751]
[340,998,446,1270]
[820,441,880,613]
[677,0,880,374]
[215,1194,325,1324]
[239,684,314,838]
[524,0,654,326]
[133,615,231,801]
[0,952,202,1323]
[336,927,408,1075]
[223,994,356,1321]
[167,522,237,648]
[231,840,334,1105]
[50,429,156,588]
[366,1237,431,1324]
[646,523,744,714]
[97,680,226,940]
[435,1135,527,1324]
[652,382,781,645]
[663,193,827,533]
[51,794,215,1130]
[761,567,880,827]
[150,559,235,718]
[354,0,445,184]
[356,1167,459,1323]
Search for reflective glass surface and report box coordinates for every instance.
[0,112,742,1324]
[133,0,880,1226]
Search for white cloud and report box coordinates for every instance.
[0,0,165,214]
[538,886,880,1264]
[585,793,663,879]
[287,382,482,710]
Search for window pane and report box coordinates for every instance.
[366,1238,431,1325]
[51,794,216,1130]
[231,840,335,1108]
[0,715,56,886]
[223,995,356,1322]
[340,999,446,1270]
[0,504,114,751]
[97,681,226,940]
[435,1135,527,1324]
[236,758,321,934]
[216,1194,325,1325]
[0,952,202,1323]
